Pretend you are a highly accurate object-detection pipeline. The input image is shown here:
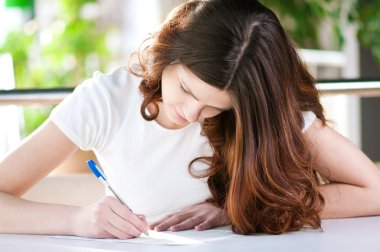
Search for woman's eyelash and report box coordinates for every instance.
[179,82,189,94]
[178,81,226,113]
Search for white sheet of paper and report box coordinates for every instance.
[50,226,240,245]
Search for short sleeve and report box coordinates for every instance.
[301,111,316,133]
[50,74,112,151]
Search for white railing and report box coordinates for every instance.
[1,81,380,106]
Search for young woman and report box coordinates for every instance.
[0,0,380,239]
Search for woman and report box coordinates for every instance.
[0,0,379,239]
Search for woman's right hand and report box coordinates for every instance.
[71,196,149,239]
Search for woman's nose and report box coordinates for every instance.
[184,101,203,123]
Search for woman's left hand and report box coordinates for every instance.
[149,202,230,232]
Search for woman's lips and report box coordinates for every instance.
[174,108,188,122]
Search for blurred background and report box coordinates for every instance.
[0,0,380,204]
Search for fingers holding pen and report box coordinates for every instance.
[73,196,149,239]
[107,196,149,238]
[86,160,149,238]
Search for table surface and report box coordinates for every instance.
[1,216,379,252]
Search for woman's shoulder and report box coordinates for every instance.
[72,67,142,108]
[53,66,142,121]
[92,67,141,92]
[49,67,142,151]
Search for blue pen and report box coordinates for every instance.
[87,159,150,237]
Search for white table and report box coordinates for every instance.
[1,216,379,252]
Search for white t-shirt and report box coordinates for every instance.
[302,111,316,133]
[50,67,316,221]
[50,67,212,222]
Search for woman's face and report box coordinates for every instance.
[161,64,232,129]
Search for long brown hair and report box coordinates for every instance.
[130,0,326,235]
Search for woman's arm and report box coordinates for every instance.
[0,120,78,196]
[0,120,148,238]
[305,119,380,218]
[0,120,79,234]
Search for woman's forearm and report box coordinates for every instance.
[0,191,79,235]
[319,183,380,219]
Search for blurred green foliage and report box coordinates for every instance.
[5,0,34,8]
[0,0,113,137]
[262,0,380,65]
[261,0,346,50]
[0,0,111,89]
[355,0,380,64]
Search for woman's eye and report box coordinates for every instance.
[179,83,189,94]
